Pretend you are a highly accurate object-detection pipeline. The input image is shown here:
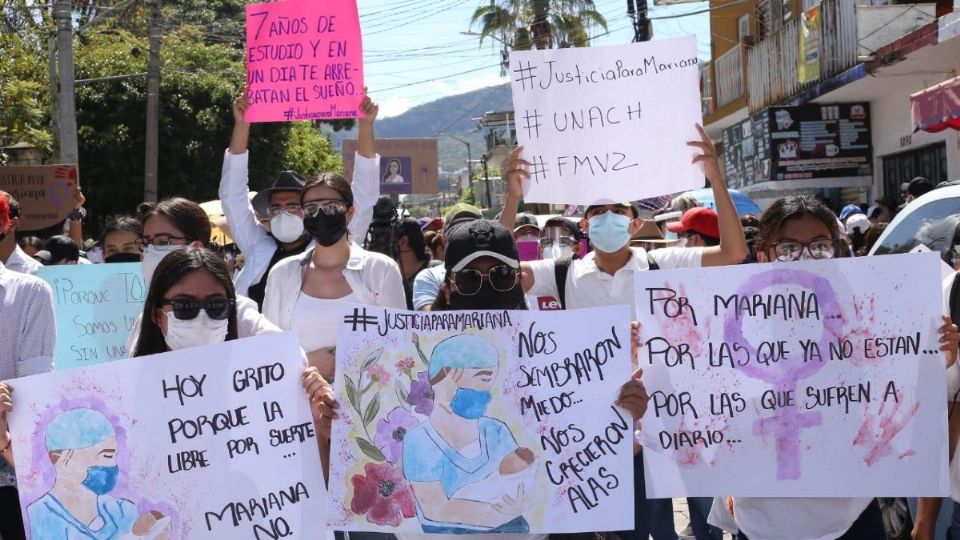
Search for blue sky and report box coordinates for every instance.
[358,0,712,117]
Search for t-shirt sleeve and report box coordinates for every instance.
[527,259,559,298]
[648,247,705,270]
[403,427,444,482]
[412,268,443,310]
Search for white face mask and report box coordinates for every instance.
[163,311,229,351]
[141,245,182,285]
[270,211,305,243]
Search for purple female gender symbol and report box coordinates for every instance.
[723,269,844,480]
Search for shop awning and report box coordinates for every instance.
[911,75,960,133]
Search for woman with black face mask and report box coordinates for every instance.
[262,174,406,381]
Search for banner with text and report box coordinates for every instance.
[509,36,703,204]
[38,263,146,370]
[342,139,439,195]
[245,0,364,122]
[7,333,326,539]
[635,253,949,497]
[329,304,634,533]
[0,165,78,230]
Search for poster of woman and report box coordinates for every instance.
[379,157,412,195]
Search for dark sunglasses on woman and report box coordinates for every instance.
[161,297,235,320]
[452,265,519,296]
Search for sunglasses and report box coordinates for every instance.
[161,297,234,321]
[452,265,518,295]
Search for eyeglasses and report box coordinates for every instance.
[770,239,837,262]
[161,297,234,320]
[302,199,347,216]
[452,265,519,295]
[136,235,192,249]
[268,203,303,218]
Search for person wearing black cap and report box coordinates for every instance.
[411,203,484,311]
[220,93,381,309]
[903,176,934,206]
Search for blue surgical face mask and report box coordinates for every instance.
[450,388,492,419]
[82,465,120,495]
[588,212,632,253]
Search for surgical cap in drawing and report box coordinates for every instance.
[45,408,115,451]
[428,334,499,380]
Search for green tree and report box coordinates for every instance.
[460,182,476,206]
[470,0,606,72]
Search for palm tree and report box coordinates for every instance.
[470,0,607,73]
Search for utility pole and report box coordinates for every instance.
[48,36,61,159]
[627,0,651,43]
[54,0,78,165]
[144,0,161,202]
[480,154,492,209]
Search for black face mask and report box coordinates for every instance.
[447,282,526,311]
[303,211,347,247]
[104,252,142,264]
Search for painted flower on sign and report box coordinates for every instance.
[375,407,419,463]
[367,364,391,388]
[350,462,416,526]
[406,371,435,415]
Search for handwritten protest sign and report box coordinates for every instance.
[0,165,78,230]
[342,139,440,195]
[245,0,364,123]
[7,332,325,539]
[634,253,949,497]
[38,263,146,370]
[509,36,703,204]
[329,304,634,533]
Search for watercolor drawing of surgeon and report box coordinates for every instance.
[402,334,537,533]
[27,408,171,540]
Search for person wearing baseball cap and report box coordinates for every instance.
[431,219,525,310]
[410,203,485,311]
[667,207,721,247]
[513,213,541,261]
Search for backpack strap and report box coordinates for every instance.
[554,256,573,310]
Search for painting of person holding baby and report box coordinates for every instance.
[402,334,537,534]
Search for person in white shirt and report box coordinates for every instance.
[501,124,747,540]
[262,173,406,380]
[0,191,42,276]
[0,193,55,540]
[221,93,380,308]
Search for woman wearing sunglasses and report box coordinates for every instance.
[126,198,279,355]
[262,173,406,381]
[716,194,960,540]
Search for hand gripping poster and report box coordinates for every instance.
[6,332,326,539]
[328,304,635,533]
[634,253,950,498]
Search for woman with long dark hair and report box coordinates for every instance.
[100,216,143,264]
[132,247,240,356]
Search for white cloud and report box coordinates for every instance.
[378,95,414,118]
[431,73,508,96]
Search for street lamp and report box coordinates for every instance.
[442,134,474,191]
[480,154,492,210]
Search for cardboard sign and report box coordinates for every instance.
[509,36,703,204]
[0,165,78,230]
[328,304,634,533]
[342,139,439,195]
[7,332,325,539]
[634,253,950,497]
[245,0,364,122]
[38,263,147,370]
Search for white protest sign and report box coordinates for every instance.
[509,35,703,205]
[328,304,634,533]
[6,332,326,539]
[634,253,949,497]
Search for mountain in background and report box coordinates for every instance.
[331,83,513,188]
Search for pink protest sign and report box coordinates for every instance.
[245,0,364,123]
